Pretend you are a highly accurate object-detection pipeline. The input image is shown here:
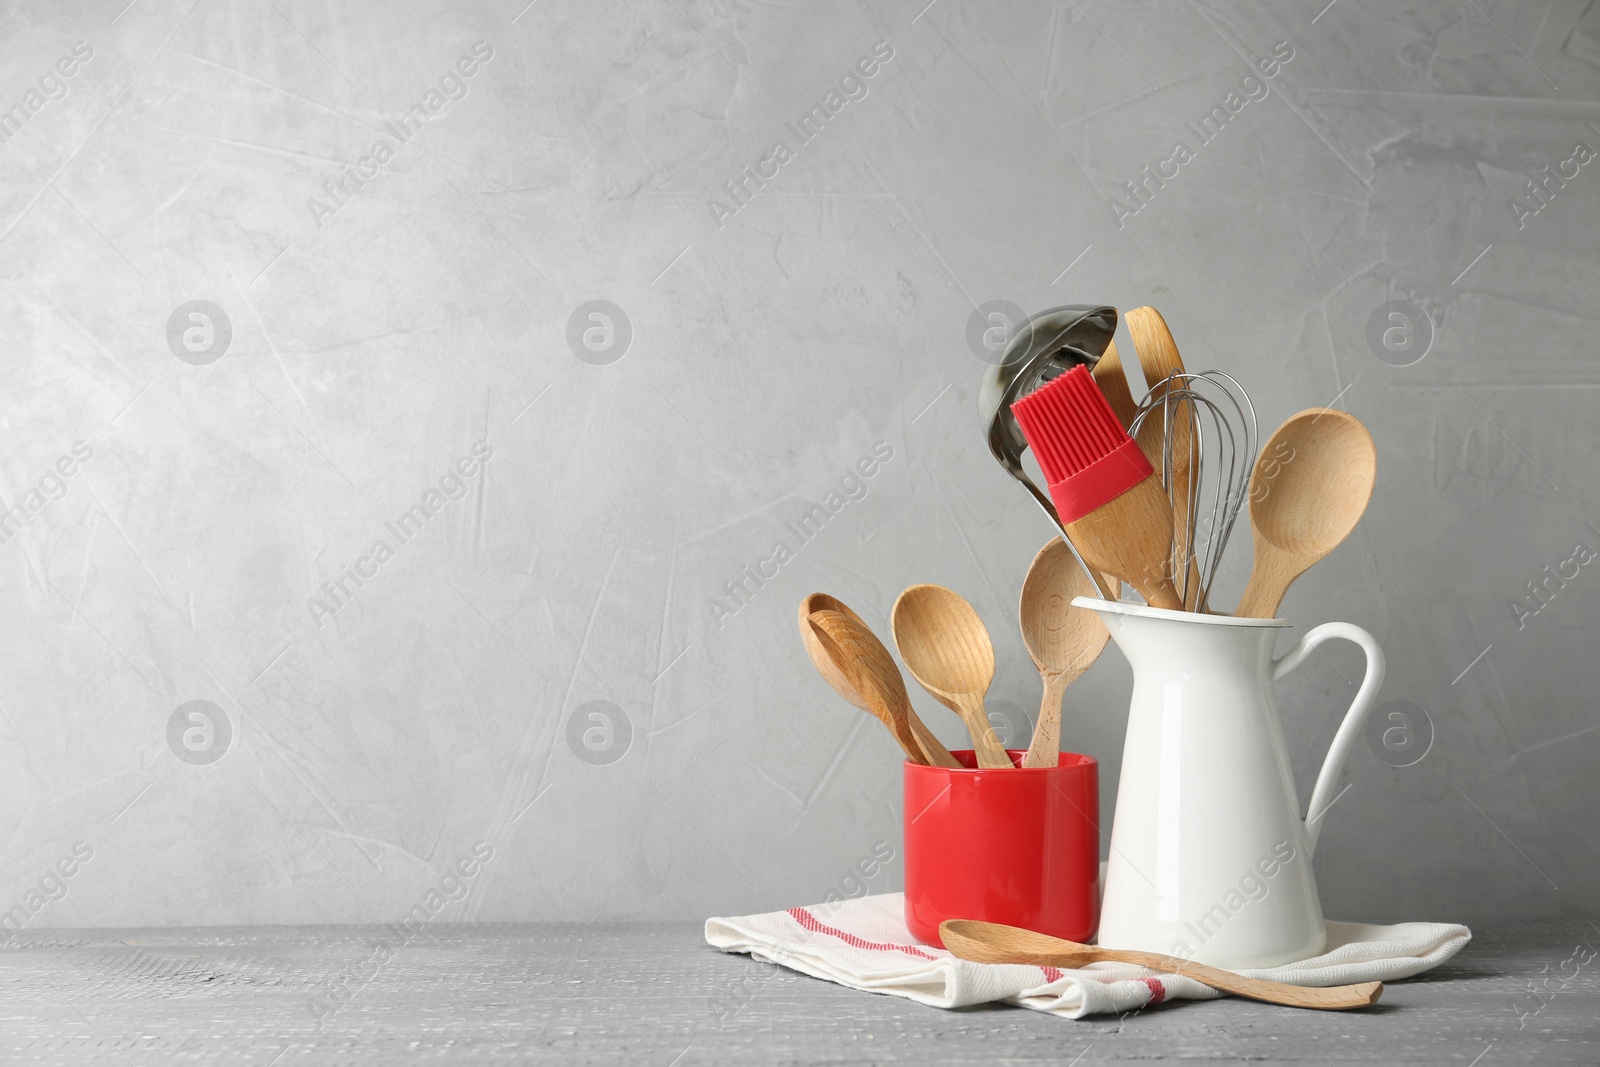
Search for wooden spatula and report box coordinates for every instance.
[1090,338,1141,433]
[1125,306,1201,608]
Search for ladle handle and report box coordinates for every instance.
[1271,622,1385,856]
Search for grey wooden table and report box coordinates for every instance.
[0,919,1592,1065]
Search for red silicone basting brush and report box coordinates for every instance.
[1011,366,1183,610]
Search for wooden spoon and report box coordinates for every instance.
[805,608,961,768]
[1018,540,1116,769]
[890,585,1012,769]
[940,920,1383,1011]
[1125,306,1199,608]
[1236,409,1377,619]
[798,595,960,768]
[798,594,868,704]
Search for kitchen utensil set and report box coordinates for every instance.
[1004,304,1373,621]
[800,565,1106,769]
[790,302,1385,1010]
[799,305,1376,769]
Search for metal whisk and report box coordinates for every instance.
[1127,371,1257,611]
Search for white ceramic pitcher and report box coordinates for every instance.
[1074,597,1384,969]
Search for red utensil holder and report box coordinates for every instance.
[903,749,1099,948]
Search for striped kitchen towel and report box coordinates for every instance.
[704,893,1470,1018]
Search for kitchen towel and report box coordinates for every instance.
[704,894,1471,1018]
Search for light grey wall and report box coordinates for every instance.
[0,0,1595,933]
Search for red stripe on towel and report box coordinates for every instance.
[1140,977,1167,1005]
[1040,966,1065,982]
[787,908,939,961]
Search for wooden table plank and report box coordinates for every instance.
[0,920,1592,1065]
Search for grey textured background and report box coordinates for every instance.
[0,0,1595,935]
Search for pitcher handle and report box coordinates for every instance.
[1271,622,1385,856]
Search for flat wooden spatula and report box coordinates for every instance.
[939,919,1383,1011]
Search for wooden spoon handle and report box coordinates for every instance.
[956,697,1012,768]
[1085,947,1381,1011]
[907,714,962,768]
[1236,550,1291,619]
[849,690,928,765]
[1021,670,1071,769]
[939,921,1381,1011]
[864,710,928,767]
[807,613,931,764]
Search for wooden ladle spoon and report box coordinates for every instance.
[939,920,1383,1011]
[1236,409,1377,619]
[890,585,1012,768]
[804,607,960,768]
[1018,540,1116,769]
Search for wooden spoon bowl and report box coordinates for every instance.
[1017,540,1115,768]
[808,610,925,764]
[1236,409,1377,618]
[891,584,1011,768]
[800,599,960,768]
[797,593,871,710]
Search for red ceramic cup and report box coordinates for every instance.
[903,749,1099,948]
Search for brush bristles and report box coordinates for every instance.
[1010,366,1133,484]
